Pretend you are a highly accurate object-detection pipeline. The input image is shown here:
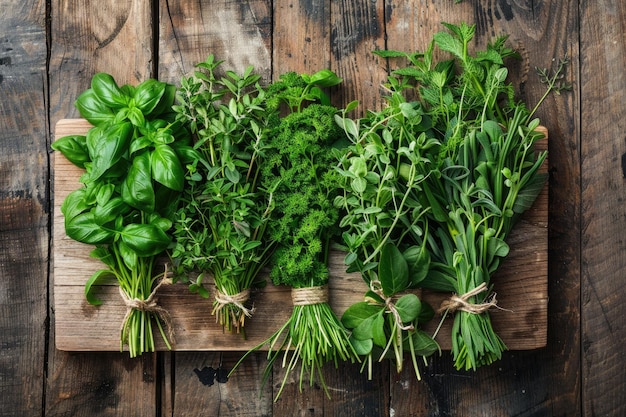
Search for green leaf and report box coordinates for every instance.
[404,243,431,287]
[341,301,381,337]
[84,269,116,305]
[133,79,166,115]
[378,242,409,297]
[91,73,128,108]
[93,197,130,226]
[119,223,170,257]
[309,69,342,87]
[75,89,115,126]
[149,84,177,117]
[395,294,421,323]
[118,240,139,270]
[60,188,90,220]
[151,144,184,191]
[371,313,387,347]
[513,172,547,213]
[52,135,90,168]
[406,330,439,356]
[433,31,463,60]
[122,151,155,212]
[87,122,133,181]
[65,212,115,244]
[349,335,373,356]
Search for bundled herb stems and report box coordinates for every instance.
[170,56,278,332]
[55,22,563,384]
[53,73,193,357]
[235,70,359,400]
[365,22,556,370]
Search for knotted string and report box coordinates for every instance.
[119,265,174,343]
[369,280,414,331]
[213,288,255,318]
[291,285,329,306]
[437,282,499,315]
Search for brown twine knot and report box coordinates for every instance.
[119,266,174,343]
[213,288,255,318]
[369,280,414,331]
[291,285,329,306]
[437,282,499,315]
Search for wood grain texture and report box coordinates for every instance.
[53,117,547,352]
[45,2,158,416]
[273,0,331,77]
[48,0,154,124]
[158,0,272,83]
[580,0,626,416]
[330,0,387,112]
[0,1,48,416]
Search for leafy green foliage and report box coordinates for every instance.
[231,69,359,401]
[52,73,192,357]
[334,85,439,378]
[170,56,278,332]
[261,103,345,288]
[363,22,560,370]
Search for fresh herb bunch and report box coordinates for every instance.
[232,70,359,400]
[53,73,193,357]
[375,22,555,370]
[170,55,278,332]
[334,95,440,379]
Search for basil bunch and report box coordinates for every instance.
[53,73,195,357]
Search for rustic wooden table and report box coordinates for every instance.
[1,1,624,416]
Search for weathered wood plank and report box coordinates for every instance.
[580,0,626,416]
[158,0,272,82]
[46,1,158,416]
[273,0,331,77]
[384,1,581,416]
[330,0,387,112]
[0,1,48,416]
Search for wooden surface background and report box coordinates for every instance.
[1,0,624,416]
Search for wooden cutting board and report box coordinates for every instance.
[53,118,548,352]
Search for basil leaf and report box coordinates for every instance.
[151,144,184,191]
[84,269,116,305]
[65,212,115,244]
[75,89,115,126]
[87,122,133,181]
[133,79,166,115]
[52,135,90,168]
[148,83,177,117]
[119,223,170,257]
[60,188,90,220]
[90,246,116,269]
[118,240,138,270]
[122,151,155,213]
[91,72,128,108]
[93,197,130,226]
